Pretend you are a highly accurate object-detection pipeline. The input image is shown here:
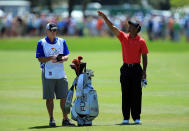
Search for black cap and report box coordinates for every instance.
[128,20,140,27]
[128,20,141,33]
[46,22,57,32]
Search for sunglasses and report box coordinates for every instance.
[50,29,57,32]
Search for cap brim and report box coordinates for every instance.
[51,27,57,30]
[128,21,139,27]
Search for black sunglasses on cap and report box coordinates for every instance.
[50,28,57,32]
[46,23,58,32]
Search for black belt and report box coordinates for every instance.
[123,63,140,67]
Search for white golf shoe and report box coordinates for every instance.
[134,119,141,124]
[122,120,129,124]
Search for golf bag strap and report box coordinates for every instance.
[71,77,78,90]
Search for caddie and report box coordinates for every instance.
[36,22,74,127]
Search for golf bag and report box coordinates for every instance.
[64,56,99,126]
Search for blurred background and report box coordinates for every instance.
[0,0,189,42]
[0,1,189,130]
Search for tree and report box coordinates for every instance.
[82,0,91,18]
[170,0,189,8]
[29,0,62,13]
[68,0,75,17]
[68,0,91,18]
[46,0,53,13]
[125,0,141,5]
[148,0,171,10]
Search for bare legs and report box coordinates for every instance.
[46,98,68,120]
[46,99,54,119]
[60,98,68,120]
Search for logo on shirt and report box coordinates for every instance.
[48,47,61,56]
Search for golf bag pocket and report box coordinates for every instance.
[75,90,99,120]
[75,97,90,115]
[88,90,99,117]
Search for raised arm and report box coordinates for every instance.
[97,11,120,36]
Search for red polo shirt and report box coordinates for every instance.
[117,31,148,64]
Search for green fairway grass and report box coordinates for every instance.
[0,37,189,131]
[0,36,189,52]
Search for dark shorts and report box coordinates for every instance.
[42,70,68,99]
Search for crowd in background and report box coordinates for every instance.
[0,11,189,42]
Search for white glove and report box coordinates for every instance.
[141,79,147,88]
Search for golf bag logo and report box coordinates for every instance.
[64,56,99,126]
[80,101,86,111]
[65,73,99,126]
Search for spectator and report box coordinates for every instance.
[185,18,189,42]
[147,19,153,41]
[0,10,189,42]
[168,17,174,41]
[173,20,181,42]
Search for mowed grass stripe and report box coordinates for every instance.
[0,36,189,52]
[0,50,189,130]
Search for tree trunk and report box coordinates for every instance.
[46,0,53,13]
[82,0,90,18]
[68,0,75,17]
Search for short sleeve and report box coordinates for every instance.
[36,40,45,58]
[140,40,149,54]
[117,31,128,45]
[117,31,125,41]
[63,41,69,56]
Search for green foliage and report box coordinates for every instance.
[148,0,170,10]
[170,0,189,7]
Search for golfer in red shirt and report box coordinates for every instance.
[98,11,148,124]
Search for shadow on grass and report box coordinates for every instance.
[29,125,77,129]
[29,125,61,129]
[115,123,142,126]
[90,123,142,126]
[29,123,141,129]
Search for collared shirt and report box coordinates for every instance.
[36,36,69,68]
[117,31,148,64]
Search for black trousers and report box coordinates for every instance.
[120,63,142,121]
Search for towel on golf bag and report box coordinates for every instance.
[72,73,98,120]
[65,71,99,123]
